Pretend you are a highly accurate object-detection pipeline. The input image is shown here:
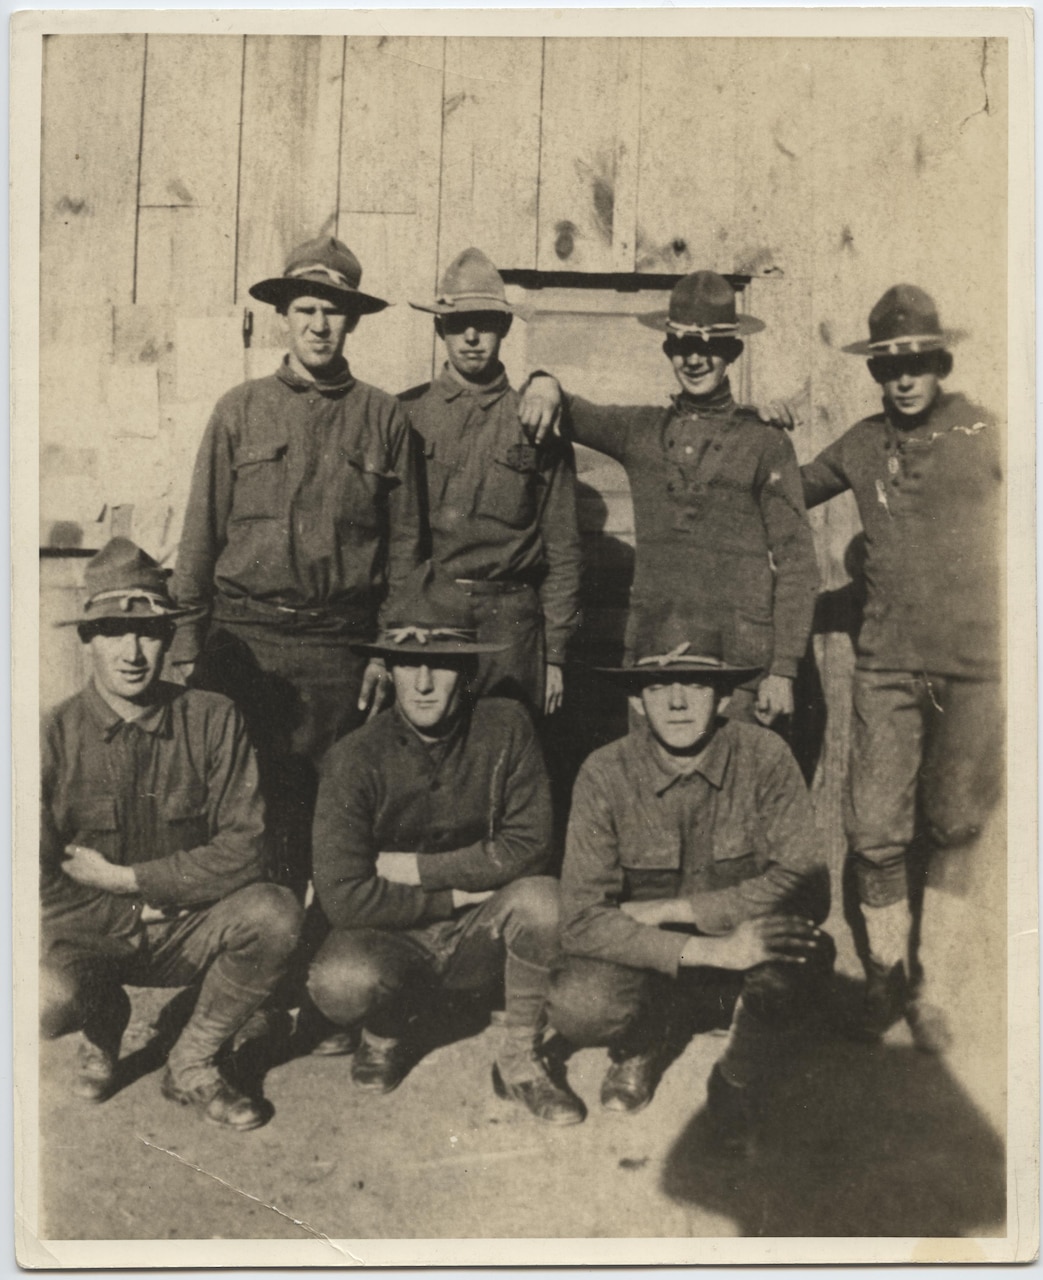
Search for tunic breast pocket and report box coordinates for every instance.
[620,835,682,900]
[341,450,397,533]
[231,441,288,521]
[161,785,210,852]
[712,824,763,880]
[475,450,539,529]
[70,797,120,842]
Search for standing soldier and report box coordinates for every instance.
[520,271,818,727]
[800,285,1003,1051]
[170,237,423,894]
[400,248,582,718]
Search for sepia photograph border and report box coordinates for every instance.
[11,4,1038,1267]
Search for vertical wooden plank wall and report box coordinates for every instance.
[331,36,444,396]
[39,35,1008,734]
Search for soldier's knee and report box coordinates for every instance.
[547,962,641,1047]
[233,883,304,956]
[307,934,392,1026]
[500,876,560,938]
[39,964,84,1039]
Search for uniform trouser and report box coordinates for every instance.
[547,940,834,1088]
[307,877,560,1041]
[845,669,1003,909]
[459,583,545,715]
[40,884,303,1052]
[195,621,370,894]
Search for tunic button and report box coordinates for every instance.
[684,445,694,455]
[667,438,675,447]
[430,780,441,791]
[667,483,675,494]
[714,443,722,451]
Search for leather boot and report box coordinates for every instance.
[351,1030,413,1094]
[163,973,271,1131]
[73,987,131,1103]
[847,958,909,1043]
[600,1045,667,1115]
[492,1031,586,1125]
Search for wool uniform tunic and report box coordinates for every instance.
[172,359,423,662]
[41,680,267,941]
[401,365,582,708]
[800,390,1002,679]
[562,383,818,676]
[312,698,551,935]
[560,718,829,976]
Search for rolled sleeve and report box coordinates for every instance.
[536,439,583,663]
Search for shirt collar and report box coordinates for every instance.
[275,354,356,395]
[434,362,510,408]
[84,679,173,741]
[629,717,733,795]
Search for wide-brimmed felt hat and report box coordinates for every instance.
[638,271,765,338]
[842,284,965,356]
[594,614,762,687]
[354,562,507,659]
[56,538,187,627]
[249,236,389,315]
[410,248,515,317]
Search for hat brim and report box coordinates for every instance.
[841,329,965,356]
[637,311,766,336]
[592,660,762,686]
[409,298,517,317]
[249,277,389,315]
[55,606,189,628]
[352,639,508,659]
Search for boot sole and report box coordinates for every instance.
[161,1080,269,1132]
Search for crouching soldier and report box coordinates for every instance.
[307,563,585,1124]
[41,539,303,1130]
[548,616,833,1155]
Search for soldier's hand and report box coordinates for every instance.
[451,888,495,910]
[754,673,794,725]
[544,664,564,716]
[756,400,798,431]
[376,851,422,886]
[518,374,563,446]
[359,658,392,720]
[697,916,823,971]
[62,845,137,895]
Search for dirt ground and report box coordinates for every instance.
[37,837,1008,1245]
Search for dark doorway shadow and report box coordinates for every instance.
[660,978,1006,1237]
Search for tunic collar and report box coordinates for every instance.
[629,717,733,796]
[670,377,736,419]
[435,362,510,409]
[84,679,173,741]
[275,355,356,395]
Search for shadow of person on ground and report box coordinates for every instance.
[660,975,1006,1237]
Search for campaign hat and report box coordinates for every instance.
[249,236,389,315]
[354,562,507,659]
[594,612,762,688]
[410,248,515,317]
[638,270,765,338]
[56,538,187,627]
[842,284,965,356]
